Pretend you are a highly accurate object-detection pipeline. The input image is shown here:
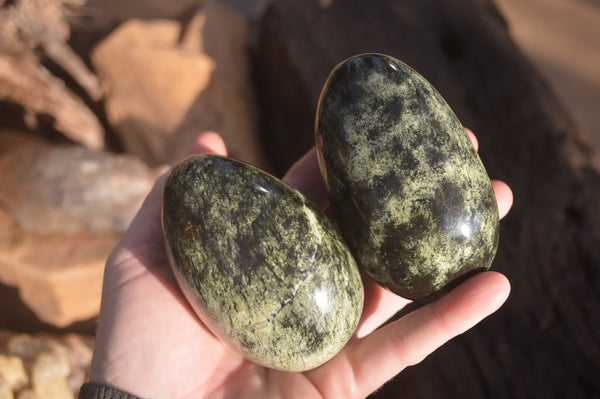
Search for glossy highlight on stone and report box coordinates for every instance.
[162,154,363,371]
[316,53,499,300]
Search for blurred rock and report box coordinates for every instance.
[7,334,65,364]
[0,332,91,399]
[91,16,214,166]
[166,0,269,169]
[31,352,73,399]
[60,336,92,392]
[0,131,161,236]
[92,0,268,169]
[15,390,39,399]
[0,131,135,327]
[0,200,115,327]
[0,356,28,392]
[0,377,13,399]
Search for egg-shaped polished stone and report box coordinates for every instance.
[316,53,499,300]
[162,154,363,371]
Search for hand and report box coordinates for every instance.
[90,130,513,398]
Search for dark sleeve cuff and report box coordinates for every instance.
[78,382,142,399]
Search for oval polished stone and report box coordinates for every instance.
[162,154,363,371]
[316,53,499,300]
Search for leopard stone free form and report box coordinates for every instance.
[316,53,499,300]
[162,154,363,371]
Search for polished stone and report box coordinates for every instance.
[316,53,499,300]
[162,154,363,371]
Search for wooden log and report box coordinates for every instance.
[254,0,600,397]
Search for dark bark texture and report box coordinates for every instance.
[254,0,600,397]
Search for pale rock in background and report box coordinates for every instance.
[31,352,73,399]
[0,377,13,399]
[0,332,93,399]
[165,0,268,169]
[60,336,92,393]
[0,130,159,327]
[91,0,268,169]
[0,356,28,392]
[0,131,161,235]
[15,390,39,399]
[92,17,215,166]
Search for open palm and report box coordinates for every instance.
[90,131,513,399]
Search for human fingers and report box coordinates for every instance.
[282,147,329,211]
[345,271,510,398]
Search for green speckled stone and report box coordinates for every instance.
[315,53,499,300]
[162,154,363,371]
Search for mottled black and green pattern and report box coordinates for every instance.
[162,154,363,371]
[316,53,499,300]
